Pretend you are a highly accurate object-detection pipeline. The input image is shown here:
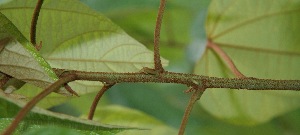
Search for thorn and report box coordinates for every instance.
[64,83,79,97]
[184,87,195,93]
[35,41,42,51]
[139,67,159,75]
[103,81,116,86]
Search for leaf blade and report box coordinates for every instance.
[195,0,300,125]
[0,12,69,95]
[0,94,128,135]
[0,0,168,95]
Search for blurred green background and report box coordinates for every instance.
[46,0,300,134]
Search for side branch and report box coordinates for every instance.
[153,0,167,73]
[207,40,245,78]
[53,68,300,91]
[88,83,115,120]
[179,87,205,135]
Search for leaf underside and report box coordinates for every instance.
[195,0,300,125]
[0,0,168,107]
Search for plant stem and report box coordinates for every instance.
[207,40,245,78]
[53,68,300,91]
[30,0,44,50]
[153,0,166,73]
[1,74,77,135]
[88,83,115,120]
[178,87,204,135]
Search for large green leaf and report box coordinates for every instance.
[0,0,168,96]
[0,93,129,135]
[0,12,69,95]
[194,0,300,125]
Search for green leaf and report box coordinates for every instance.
[83,105,177,135]
[0,13,69,95]
[23,126,83,135]
[194,0,300,125]
[0,0,168,96]
[0,93,128,135]
[14,83,74,108]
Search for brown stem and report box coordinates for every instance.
[178,87,205,135]
[1,74,77,135]
[88,83,115,120]
[53,68,300,91]
[153,0,166,73]
[30,0,44,50]
[207,40,246,78]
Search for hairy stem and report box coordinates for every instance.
[53,68,300,90]
[1,74,77,135]
[207,40,246,78]
[30,0,44,50]
[88,83,115,120]
[179,87,204,135]
[153,0,166,73]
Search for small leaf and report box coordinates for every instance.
[0,94,129,135]
[195,0,300,125]
[0,39,56,90]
